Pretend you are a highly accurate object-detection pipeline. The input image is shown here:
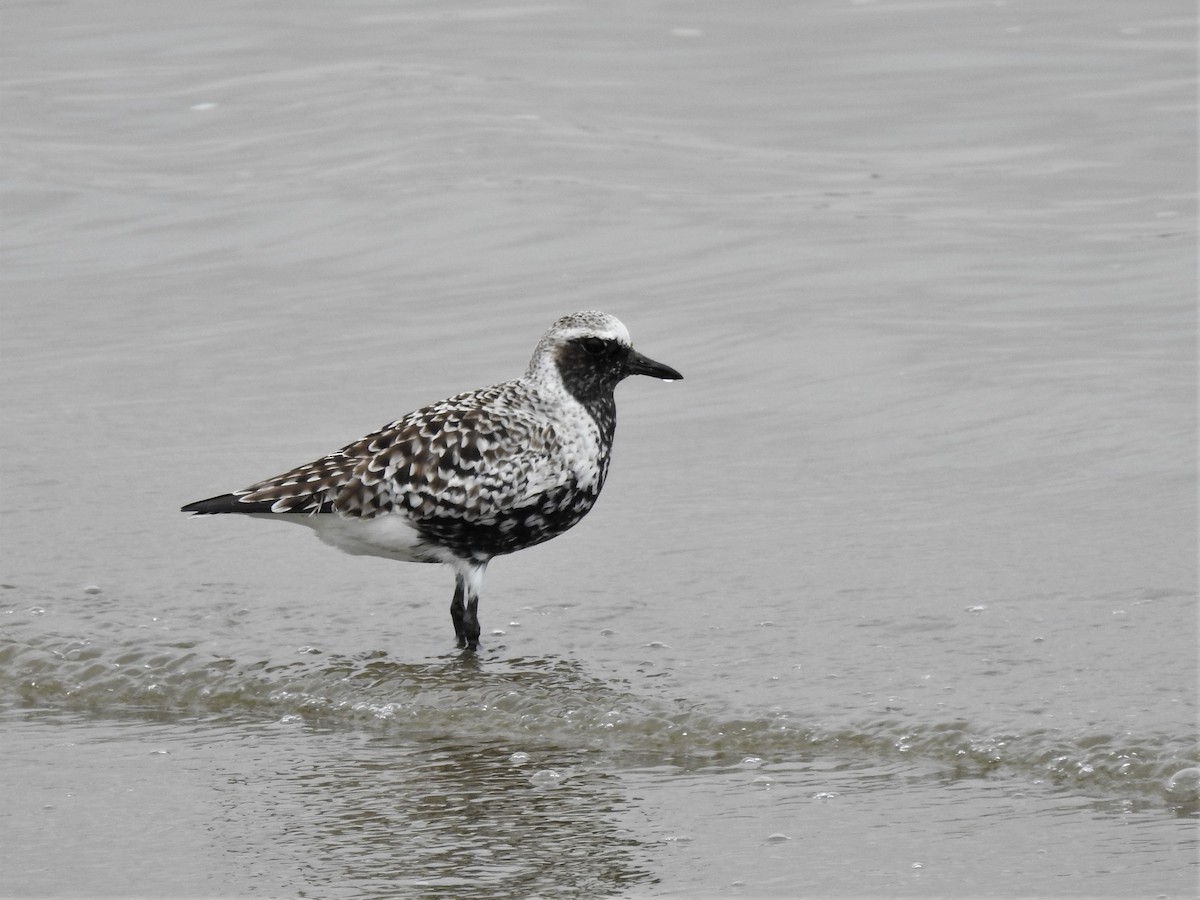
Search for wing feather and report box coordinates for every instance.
[233,381,571,522]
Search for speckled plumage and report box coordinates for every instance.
[182,311,682,650]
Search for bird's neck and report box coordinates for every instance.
[527,356,618,450]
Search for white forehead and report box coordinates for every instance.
[547,311,631,346]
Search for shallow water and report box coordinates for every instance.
[2,0,1197,896]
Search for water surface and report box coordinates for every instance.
[2,0,1196,896]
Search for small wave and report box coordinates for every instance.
[2,633,1195,812]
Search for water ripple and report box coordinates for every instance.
[3,632,1194,810]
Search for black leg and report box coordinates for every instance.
[450,576,466,648]
[450,560,488,652]
[463,590,481,652]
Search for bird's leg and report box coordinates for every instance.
[456,560,488,652]
[450,575,467,648]
[463,591,481,652]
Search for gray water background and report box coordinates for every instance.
[2,0,1197,896]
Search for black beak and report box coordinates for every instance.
[625,348,683,381]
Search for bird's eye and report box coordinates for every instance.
[580,337,608,356]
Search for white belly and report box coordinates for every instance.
[251,512,451,564]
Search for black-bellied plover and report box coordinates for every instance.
[182,311,682,650]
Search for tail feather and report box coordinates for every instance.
[181,493,277,515]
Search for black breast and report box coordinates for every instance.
[413,480,601,560]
